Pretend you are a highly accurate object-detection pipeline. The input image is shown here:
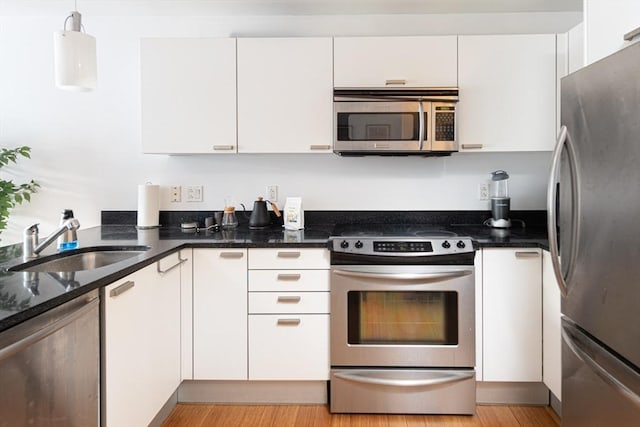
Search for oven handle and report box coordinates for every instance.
[332,269,471,283]
[334,370,474,388]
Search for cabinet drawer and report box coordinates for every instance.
[248,248,329,270]
[248,270,329,292]
[248,314,329,380]
[249,292,329,314]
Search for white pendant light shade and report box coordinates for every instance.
[53,11,97,91]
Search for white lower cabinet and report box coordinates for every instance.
[482,248,542,382]
[542,250,562,399]
[193,248,248,380]
[103,252,183,427]
[247,248,330,381]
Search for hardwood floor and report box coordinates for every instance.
[162,404,560,427]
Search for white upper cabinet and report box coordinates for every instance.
[584,0,640,65]
[141,38,237,154]
[458,34,557,152]
[334,36,458,87]
[237,37,333,153]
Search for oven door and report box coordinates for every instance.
[330,264,475,368]
[334,101,431,153]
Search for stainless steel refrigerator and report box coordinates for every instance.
[548,41,640,426]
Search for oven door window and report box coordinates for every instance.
[337,112,421,141]
[347,291,458,345]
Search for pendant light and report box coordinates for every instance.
[53,2,97,91]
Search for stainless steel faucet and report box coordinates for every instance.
[23,219,81,261]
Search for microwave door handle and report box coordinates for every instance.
[418,101,425,151]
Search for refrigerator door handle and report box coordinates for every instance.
[563,320,640,410]
[547,125,580,297]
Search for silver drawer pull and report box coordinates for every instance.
[277,273,301,281]
[277,318,301,326]
[212,145,235,151]
[157,257,188,274]
[461,144,483,150]
[109,281,135,298]
[220,252,244,259]
[310,144,331,150]
[515,251,540,258]
[277,296,301,303]
[385,79,406,85]
[277,251,300,258]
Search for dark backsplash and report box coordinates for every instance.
[102,210,546,229]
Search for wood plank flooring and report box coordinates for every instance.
[162,404,560,427]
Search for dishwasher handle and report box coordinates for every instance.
[0,297,99,362]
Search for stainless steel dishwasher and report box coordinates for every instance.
[0,289,99,426]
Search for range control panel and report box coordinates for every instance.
[331,237,474,257]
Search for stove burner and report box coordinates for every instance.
[340,231,385,237]
[413,230,458,238]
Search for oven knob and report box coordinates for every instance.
[457,240,466,249]
[355,240,364,249]
[340,240,349,249]
[442,240,451,249]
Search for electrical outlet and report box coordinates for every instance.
[478,183,489,201]
[170,186,181,202]
[266,185,278,202]
[185,185,203,202]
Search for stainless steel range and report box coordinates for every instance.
[329,226,476,415]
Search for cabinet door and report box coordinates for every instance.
[149,253,182,407]
[103,268,154,426]
[542,251,562,399]
[482,248,542,382]
[193,249,248,379]
[103,257,182,427]
[141,38,237,154]
[584,0,640,65]
[458,34,556,152]
[334,36,458,87]
[248,314,329,380]
[237,37,333,153]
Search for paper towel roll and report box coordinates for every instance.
[137,184,160,228]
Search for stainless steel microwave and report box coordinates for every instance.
[333,87,459,156]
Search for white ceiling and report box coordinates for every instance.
[1,0,583,16]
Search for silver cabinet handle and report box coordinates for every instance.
[385,79,406,85]
[309,144,331,150]
[373,143,390,149]
[277,251,300,258]
[277,318,301,326]
[624,26,640,42]
[220,252,244,259]
[277,273,301,281]
[212,145,235,151]
[461,144,483,150]
[157,257,188,274]
[277,296,301,303]
[418,100,425,151]
[333,269,471,283]
[334,370,474,388]
[547,125,580,298]
[0,298,98,362]
[515,251,540,258]
[109,281,135,298]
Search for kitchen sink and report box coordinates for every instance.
[8,246,150,273]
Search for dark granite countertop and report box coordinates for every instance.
[0,210,549,333]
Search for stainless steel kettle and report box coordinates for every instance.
[248,197,281,229]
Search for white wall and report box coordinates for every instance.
[0,7,581,244]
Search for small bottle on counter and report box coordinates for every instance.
[57,209,78,251]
